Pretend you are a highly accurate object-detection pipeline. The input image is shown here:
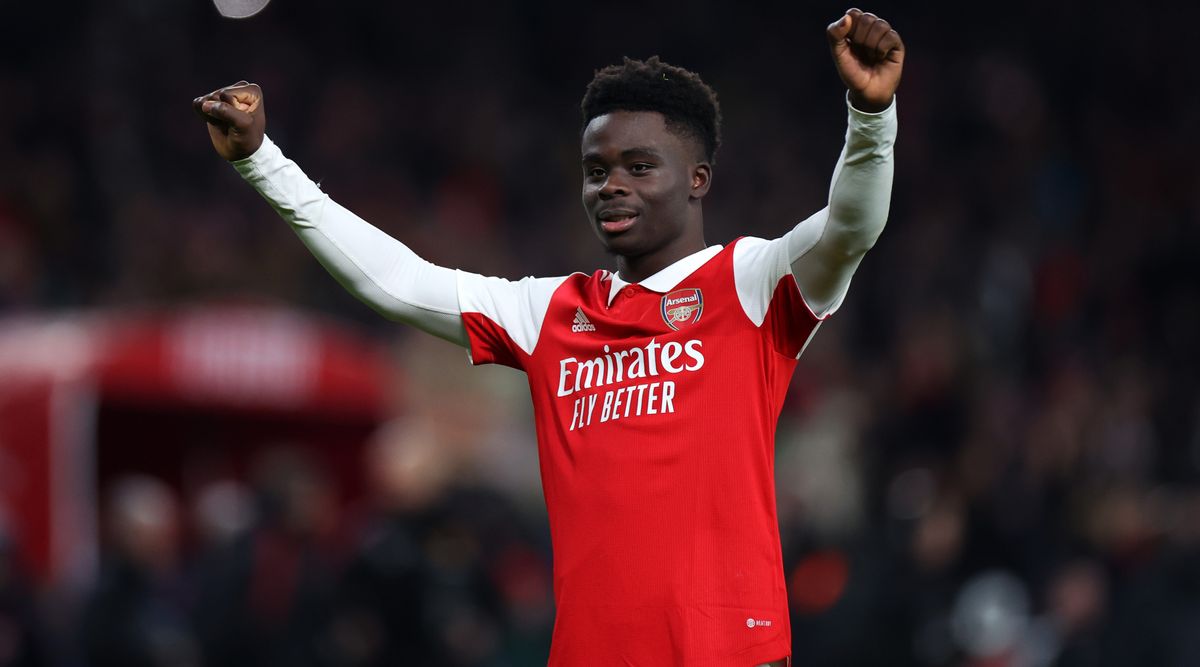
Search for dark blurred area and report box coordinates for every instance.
[1,0,1198,665]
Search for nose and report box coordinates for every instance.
[599,172,630,200]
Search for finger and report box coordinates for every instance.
[219,82,253,97]
[193,81,252,121]
[848,10,876,46]
[200,99,252,128]
[192,95,223,123]
[203,81,250,103]
[224,84,263,113]
[864,18,892,57]
[219,89,260,114]
[826,12,853,45]
[878,30,905,64]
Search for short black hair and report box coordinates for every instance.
[581,56,722,164]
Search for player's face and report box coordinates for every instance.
[581,111,708,262]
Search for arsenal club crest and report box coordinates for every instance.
[661,288,704,330]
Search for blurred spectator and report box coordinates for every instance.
[1043,559,1107,666]
[328,419,540,666]
[327,421,448,665]
[190,479,256,550]
[191,447,338,667]
[80,476,198,667]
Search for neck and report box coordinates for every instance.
[616,225,707,283]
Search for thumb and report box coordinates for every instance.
[826,12,853,47]
[200,99,252,129]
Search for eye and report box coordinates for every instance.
[586,166,606,179]
[630,163,654,174]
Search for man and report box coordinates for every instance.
[194,8,903,665]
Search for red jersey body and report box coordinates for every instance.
[458,238,822,666]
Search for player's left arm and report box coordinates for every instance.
[788,8,903,316]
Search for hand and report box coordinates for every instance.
[827,8,905,113]
[192,81,266,161]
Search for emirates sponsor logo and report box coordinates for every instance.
[661,288,703,330]
[556,338,705,398]
[559,337,707,431]
[571,307,596,333]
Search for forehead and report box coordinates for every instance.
[581,110,694,160]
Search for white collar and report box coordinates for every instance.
[605,245,723,305]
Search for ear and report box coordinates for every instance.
[690,162,712,200]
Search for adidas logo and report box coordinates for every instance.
[571,307,596,333]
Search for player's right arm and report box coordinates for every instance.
[193,83,565,365]
[239,136,468,344]
[194,82,469,344]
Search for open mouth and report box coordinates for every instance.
[597,209,640,233]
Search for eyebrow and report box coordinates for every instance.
[582,147,664,163]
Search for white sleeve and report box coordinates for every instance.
[789,96,898,317]
[232,136,468,346]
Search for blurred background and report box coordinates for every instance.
[1,0,1198,665]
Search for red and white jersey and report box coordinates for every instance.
[458,237,823,666]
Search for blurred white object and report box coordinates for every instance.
[212,0,271,19]
[951,570,1031,658]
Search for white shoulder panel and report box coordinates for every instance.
[455,272,573,356]
[733,211,829,326]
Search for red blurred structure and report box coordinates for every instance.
[0,305,394,584]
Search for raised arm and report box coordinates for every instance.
[193,83,467,345]
[789,9,904,316]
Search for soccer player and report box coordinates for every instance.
[194,8,902,666]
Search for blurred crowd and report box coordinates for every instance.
[1,418,555,667]
[2,0,1199,665]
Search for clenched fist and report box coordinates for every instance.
[192,81,266,162]
[827,8,905,113]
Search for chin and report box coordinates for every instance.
[595,233,646,259]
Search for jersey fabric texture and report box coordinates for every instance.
[458,238,822,666]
